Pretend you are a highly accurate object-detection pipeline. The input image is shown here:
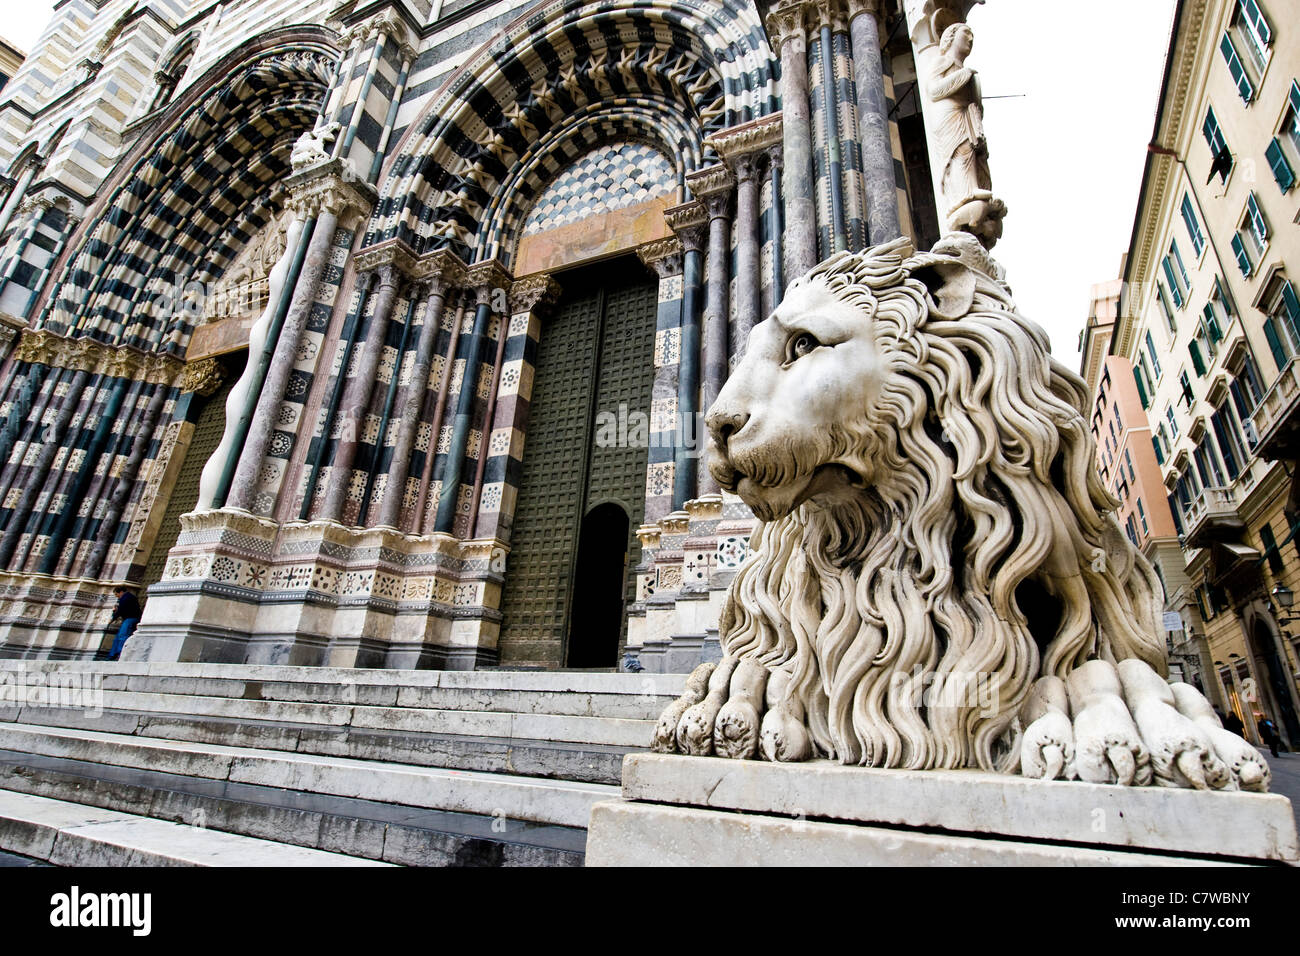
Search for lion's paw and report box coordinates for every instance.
[1019,676,1075,781]
[1065,660,1151,786]
[1117,660,1232,791]
[1170,682,1269,792]
[651,661,715,753]
[714,660,770,759]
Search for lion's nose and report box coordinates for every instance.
[706,408,750,447]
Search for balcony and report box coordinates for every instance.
[1250,358,1300,461]
[1181,485,1245,550]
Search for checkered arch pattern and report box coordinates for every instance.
[368,0,776,262]
[521,141,675,236]
[35,44,337,358]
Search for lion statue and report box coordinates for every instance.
[653,235,1270,793]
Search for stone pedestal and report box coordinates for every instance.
[586,754,1300,866]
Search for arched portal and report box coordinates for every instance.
[568,501,632,667]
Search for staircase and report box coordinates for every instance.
[0,661,684,866]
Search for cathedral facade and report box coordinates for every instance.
[0,0,964,670]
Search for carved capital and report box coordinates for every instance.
[15,329,58,366]
[767,2,809,46]
[286,160,377,219]
[809,0,847,32]
[17,195,54,218]
[707,114,783,174]
[353,238,420,278]
[14,329,183,384]
[464,260,512,305]
[414,247,468,292]
[637,237,684,278]
[180,357,225,396]
[685,164,735,201]
[664,201,709,253]
[845,0,881,22]
[508,274,562,314]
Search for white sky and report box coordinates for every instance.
[971,0,1176,363]
[4,0,1176,366]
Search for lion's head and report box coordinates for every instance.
[708,236,1168,773]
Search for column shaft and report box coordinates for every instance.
[435,298,493,534]
[776,17,817,278]
[227,208,339,511]
[674,248,704,509]
[699,206,731,497]
[732,160,761,359]
[378,283,448,528]
[850,4,902,245]
[818,23,848,253]
[321,264,400,523]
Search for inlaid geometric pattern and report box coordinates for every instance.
[521,142,675,236]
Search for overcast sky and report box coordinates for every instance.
[4,1,1175,366]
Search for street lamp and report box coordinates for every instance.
[1273,585,1294,609]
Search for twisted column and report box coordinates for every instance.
[320,262,400,523]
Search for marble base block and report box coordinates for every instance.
[585,754,1299,867]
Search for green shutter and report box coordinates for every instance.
[1264,318,1288,370]
[1241,0,1272,45]
[1283,283,1300,346]
[1134,367,1149,409]
[1247,192,1268,240]
[1231,234,1252,276]
[1220,33,1254,102]
[1189,341,1206,376]
[1162,258,1183,307]
[1214,274,1238,319]
[1203,303,1223,343]
[1266,139,1296,192]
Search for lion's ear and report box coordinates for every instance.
[913,261,976,320]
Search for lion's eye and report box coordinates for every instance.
[789,332,821,361]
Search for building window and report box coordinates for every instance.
[1266,80,1300,193]
[1152,434,1165,466]
[1137,497,1149,535]
[1125,513,1139,547]
[1162,242,1190,308]
[1166,404,1179,439]
[1125,448,1136,482]
[1261,277,1300,371]
[1232,0,1272,71]
[1146,331,1163,379]
[1113,402,1121,427]
[1195,438,1227,488]
[1232,196,1267,278]
[1180,194,1206,257]
[1219,31,1255,103]
[1211,401,1246,480]
[1203,106,1233,182]
[1259,522,1283,574]
[1157,282,1178,334]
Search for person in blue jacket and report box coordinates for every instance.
[108,586,142,661]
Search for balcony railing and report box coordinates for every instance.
[1180,484,1243,547]
[1250,357,1300,460]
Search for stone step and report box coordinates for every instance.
[0,749,585,866]
[0,788,392,866]
[0,688,657,748]
[0,661,686,719]
[8,705,629,785]
[0,723,617,829]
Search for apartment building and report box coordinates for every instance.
[1115,0,1300,747]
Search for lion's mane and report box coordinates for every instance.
[718,239,1167,772]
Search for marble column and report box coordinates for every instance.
[812,0,848,253]
[84,375,172,576]
[848,0,902,245]
[768,2,818,279]
[666,202,708,509]
[377,252,462,529]
[730,156,761,360]
[0,368,90,569]
[320,261,401,523]
[435,260,510,535]
[687,166,734,499]
[708,115,782,356]
[769,146,785,307]
[227,190,349,512]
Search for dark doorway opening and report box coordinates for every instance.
[1250,619,1300,747]
[566,502,631,668]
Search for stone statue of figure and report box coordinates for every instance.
[927,22,1006,248]
[290,121,341,173]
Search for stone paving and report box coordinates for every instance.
[1263,751,1300,835]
